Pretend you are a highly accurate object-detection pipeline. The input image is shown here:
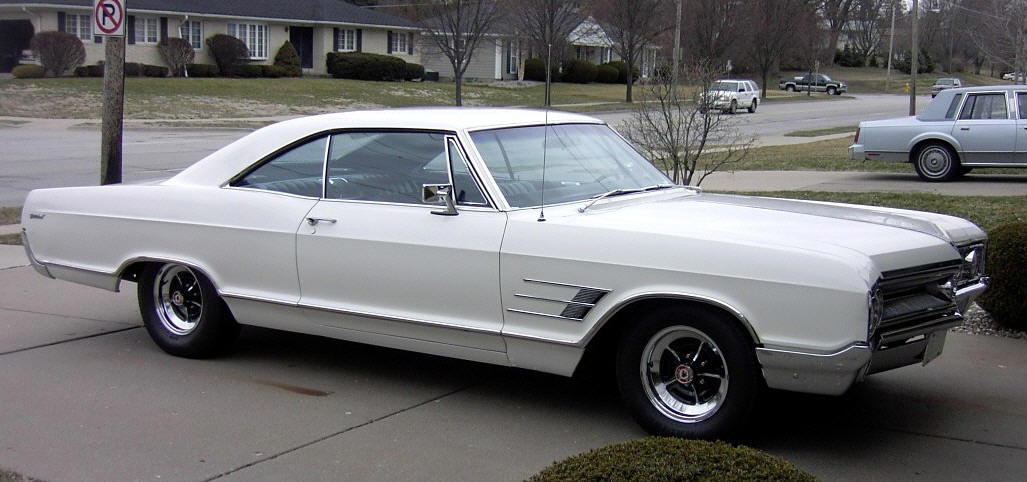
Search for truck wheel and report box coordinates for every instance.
[615,305,760,439]
[785,85,795,92]
[913,142,961,182]
[139,263,239,358]
[748,99,757,113]
[826,86,837,95]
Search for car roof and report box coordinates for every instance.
[166,108,604,187]
[945,85,1025,94]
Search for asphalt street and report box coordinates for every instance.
[3,93,1002,207]
[0,246,1025,481]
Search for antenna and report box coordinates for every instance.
[538,43,551,223]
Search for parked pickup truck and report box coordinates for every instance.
[779,73,847,95]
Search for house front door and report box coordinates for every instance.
[289,26,314,69]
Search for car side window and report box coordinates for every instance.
[945,93,963,120]
[233,136,326,197]
[1018,93,1027,120]
[959,93,1008,120]
[324,131,485,206]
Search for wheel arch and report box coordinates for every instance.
[575,293,760,376]
[907,134,961,163]
[115,256,223,294]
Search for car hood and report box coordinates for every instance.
[555,191,982,274]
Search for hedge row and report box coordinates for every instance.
[326,52,424,81]
[523,58,638,84]
[12,64,44,78]
[73,62,169,77]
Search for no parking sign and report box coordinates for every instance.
[93,0,125,36]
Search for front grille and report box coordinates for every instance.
[874,261,961,348]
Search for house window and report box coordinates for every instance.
[135,17,159,44]
[506,40,517,74]
[179,20,202,49]
[228,23,268,60]
[65,14,91,41]
[335,29,356,51]
[391,32,408,54]
[601,47,613,63]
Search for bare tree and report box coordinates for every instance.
[748,0,811,99]
[510,0,584,104]
[793,8,831,94]
[158,38,195,77]
[968,0,1027,83]
[624,61,755,186]
[820,0,856,55]
[416,0,505,106]
[849,0,887,65]
[682,0,745,63]
[593,0,672,102]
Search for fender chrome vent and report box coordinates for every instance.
[508,279,611,322]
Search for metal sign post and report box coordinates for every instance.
[94,0,125,185]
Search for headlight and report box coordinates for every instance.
[868,285,884,340]
[955,243,986,287]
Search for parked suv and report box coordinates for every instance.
[703,79,759,114]
[931,78,961,97]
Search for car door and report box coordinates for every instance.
[1017,92,1027,162]
[295,130,507,351]
[952,91,1017,164]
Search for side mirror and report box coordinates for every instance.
[423,183,458,216]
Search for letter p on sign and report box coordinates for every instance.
[93,0,125,36]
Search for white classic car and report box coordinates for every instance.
[22,108,989,438]
[850,85,1027,181]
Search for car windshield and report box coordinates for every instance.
[710,81,737,91]
[937,79,954,85]
[470,124,673,209]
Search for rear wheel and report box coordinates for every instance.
[748,99,757,113]
[913,142,961,182]
[138,263,239,358]
[615,305,759,439]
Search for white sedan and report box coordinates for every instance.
[22,108,989,438]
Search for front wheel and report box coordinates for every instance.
[139,263,239,358]
[616,305,760,439]
[913,142,961,182]
[785,85,795,92]
[728,100,737,115]
[826,86,837,95]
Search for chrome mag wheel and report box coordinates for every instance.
[153,264,204,336]
[639,326,729,423]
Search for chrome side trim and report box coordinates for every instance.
[756,343,872,396]
[505,308,585,322]
[513,293,596,307]
[523,278,611,293]
[220,292,503,337]
[21,229,53,279]
[959,162,1027,167]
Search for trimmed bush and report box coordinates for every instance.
[404,62,425,80]
[596,64,619,83]
[230,64,265,78]
[260,64,292,78]
[603,60,639,84]
[524,57,559,82]
[11,64,44,78]
[326,52,406,81]
[124,62,143,76]
[206,34,249,75]
[158,37,195,76]
[29,31,85,76]
[185,63,219,77]
[273,41,302,77]
[143,64,169,77]
[562,59,598,84]
[528,437,816,482]
[977,222,1027,331]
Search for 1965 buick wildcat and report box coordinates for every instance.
[21,108,988,438]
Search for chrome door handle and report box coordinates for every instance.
[306,217,337,225]
[960,127,970,131]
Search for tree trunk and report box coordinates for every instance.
[455,72,463,106]
[101,36,125,186]
[625,59,634,103]
[760,67,769,100]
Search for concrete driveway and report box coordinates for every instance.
[0,246,1025,481]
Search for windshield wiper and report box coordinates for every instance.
[577,184,678,213]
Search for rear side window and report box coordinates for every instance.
[959,93,1008,120]
[1018,92,1027,120]
[945,93,963,119]
[233,136,327,197]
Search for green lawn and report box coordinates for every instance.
[0,206,21,225]
[731,191,1027,231]
[784,125,856,137]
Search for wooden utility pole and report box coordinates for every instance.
[101,35,124,185]
[670,0,681,101]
